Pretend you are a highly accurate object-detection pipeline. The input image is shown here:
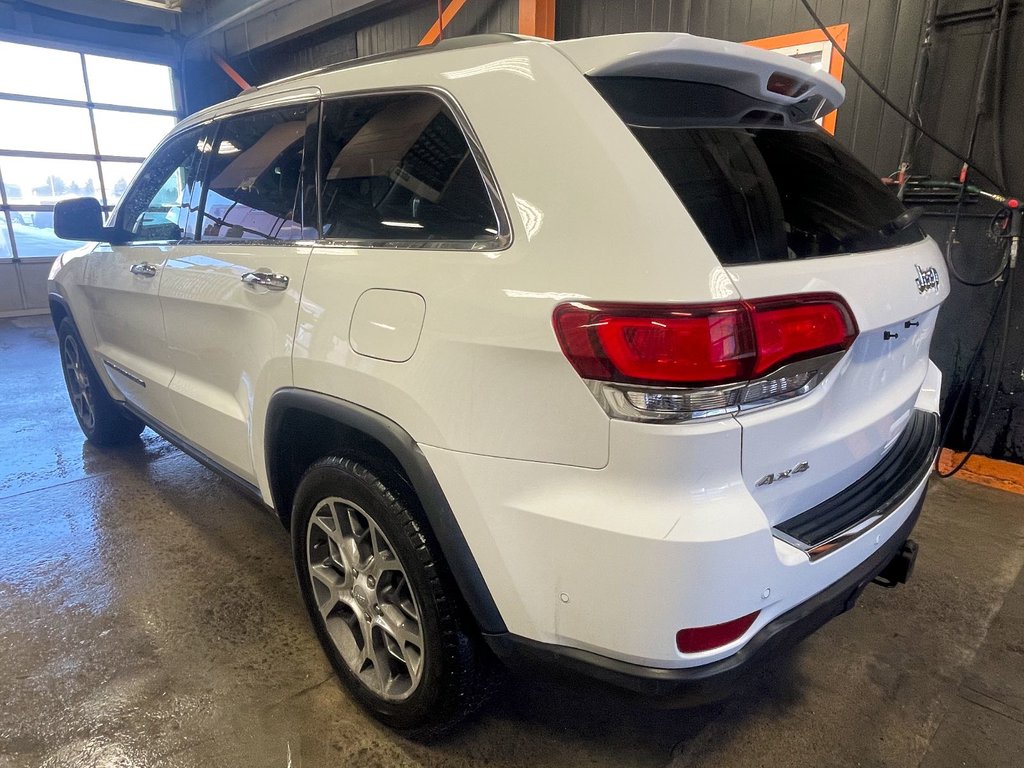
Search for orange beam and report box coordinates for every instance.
[418,0,470,46]
[937,449,1024,496]
[744,24,848,135]
[212,50,251,91]
[518,0,555,39]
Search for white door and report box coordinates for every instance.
[82,124,209,430]
[158,99,317,483]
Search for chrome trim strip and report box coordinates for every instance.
[103,359,146,387]
[587,351,846,423]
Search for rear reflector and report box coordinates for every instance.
[676,611,760,654]
[553,294,856,388]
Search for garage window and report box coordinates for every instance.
[0,40,176,263]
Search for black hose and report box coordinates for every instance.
[796,0,1006,195]
[937,270,1013,476]
[991,0,1010,189]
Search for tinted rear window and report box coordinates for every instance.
[592,77,923,264]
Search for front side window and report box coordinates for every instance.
[198,105,310,242]
[118,125,206,242]
[319,92,500,244]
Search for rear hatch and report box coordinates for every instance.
[563,34,948,526]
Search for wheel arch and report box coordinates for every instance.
[48,292,72,333]
[265,388,506,634]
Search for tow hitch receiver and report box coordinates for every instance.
[873,539,918,588]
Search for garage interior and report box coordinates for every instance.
[1,0,1023,766]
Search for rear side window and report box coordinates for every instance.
[318,92,500,244]
[199,105,311,242]
[592,77,923,264]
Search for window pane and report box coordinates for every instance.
[0,41,86,101]
[199,106,309,242]
[119,127,205,241]
[0,157,102,206]
[320,93,499,242]
[93,109,176,158]
[85,54,175,111]
[0,220,12,259]
[7,220,86,259]
[101,161,142,207]
[0,101,94,153]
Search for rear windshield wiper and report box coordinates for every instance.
[880,207,923,237]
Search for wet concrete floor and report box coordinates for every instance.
[1,314,1023,767]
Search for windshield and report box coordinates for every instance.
[591,77,924,265]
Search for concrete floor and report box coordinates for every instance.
[1,314,1023,768]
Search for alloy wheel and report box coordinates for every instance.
[306,496,425,701]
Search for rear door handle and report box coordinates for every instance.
[241,271,289,292]
[130,262,158,277]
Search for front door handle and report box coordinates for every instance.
[130,262,158,277]
[241,271,289,292]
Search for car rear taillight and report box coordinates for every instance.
[553,294,857,422]
[676,611,760,654]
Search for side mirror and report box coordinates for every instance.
[53,198,130,243]
[53,197,105,241]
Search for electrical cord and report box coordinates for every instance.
[936,269,1013,476]
[797,0,1006,195]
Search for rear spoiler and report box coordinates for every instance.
[554,33,844,121]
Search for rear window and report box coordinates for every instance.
[591,77,923,264]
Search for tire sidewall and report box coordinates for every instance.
[291,460,455,730]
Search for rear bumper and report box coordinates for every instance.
[484,490,926,703]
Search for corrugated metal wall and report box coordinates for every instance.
[357,0,517,56]
[231,0,517,83]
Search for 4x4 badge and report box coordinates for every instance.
[756,461,810,487]
[915,264,940,294]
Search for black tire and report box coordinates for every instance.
[57,317,144,446]
[291,456,493,737]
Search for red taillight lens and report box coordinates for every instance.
[750,296,857,376]
[553,294,857,387]
[676,611,760,654]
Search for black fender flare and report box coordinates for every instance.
[265,388,507,634]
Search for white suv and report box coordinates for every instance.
[49,32,948,735]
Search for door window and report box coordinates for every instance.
[198,105,311,242]
[318,92,500,244]
[118,125,207,242]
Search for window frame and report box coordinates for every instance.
[314,86,512,252]
[0,37,179,262]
